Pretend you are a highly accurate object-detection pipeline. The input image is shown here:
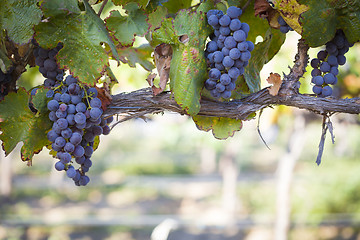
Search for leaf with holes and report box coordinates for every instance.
[153,9,212,115]
[105,3,150,46]
[0,88,52,162]
[0,0,42,44]
[192,116,243,140]
[34,0,119,84]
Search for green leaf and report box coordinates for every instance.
[35,0,119,84]
[153,10,212,115]
[112,0,150,8]
[162,0,192,14]
[192,115,243,140]
[297,0,360,46]
[105,3,150,46]
[0,88,52,162]
[0,0,42,44]
[244,28,286,93]
[147,5,168,32]
[118,44,155,71]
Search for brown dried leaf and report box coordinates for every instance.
[96,86,112,110]
[254,0,280,28]
[267,73,282,96]
[148,43,172,96]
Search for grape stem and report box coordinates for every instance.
[97,0,108,16]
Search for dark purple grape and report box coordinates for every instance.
[206,41,218,53]
[221,90,232,99]
[310,58,320,68]
[73,145,85,158]
[61,128,72,139]
[311,68,321,77]
[55,136,66,148]
[90,108,102,120]
[205,79,217,90]
[229,19,241,31]
[319,62,330,72]
[209,68,221,79]
[222,56,234,68]
[215,63,225,71]
[219,15,231,26]
[207,15,219,26]
[219,26,230,36]
[47,130,59,142]
[75,112,86,124]
[76,102,87,113]
[228,67,240,79]
[237,42,248,51]
[312,85,322,95]
[227,6,242,19]
[220,74,231,85]
[213,51,224,63]
[44,59,57,71]
[322,85,332,97]
[324,73,336,84]
[66,167,77,178]
[313,76,324,85]
[55,161,65,171]
[70,132,82,145]
[337,55,346,65]
[317,50,328,61]
[229,48,241,60]
[64,142,75,153]
[233,30,246,42]
[60,93,71,103]
[327,55,338,66]
[221,47,230,56]
[47,100,59,111]
[240,51,251,61]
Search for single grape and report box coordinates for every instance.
[324,73,336,84]
[221,47,230,56]
[75,156,86,164]
[279,26,289,34]
[224,36,237,49]
[312,85,322,95]
[66,167,77,178]
[213,51,224,63]
[310,58,320,68]
[47,100,59,111]
[44,59,57,71]
[61,128,72,139]
[219,15,231,26]
[246,41,254,52]
[207,15,219,26]
[233,30,246,42]
[240,51,251,61]
[66,114,75,125]
[60,152,72,164]
[55,161,65,171]
[49,111,57,122]
[205,79,217,90]
[215,63,225,71]
[67,104,76,114]
[220,74,231,85]
[229,19,241,31]
[102,125,111,135]
[330,66,339,76]
[227,6,242,19]
[219,26,231,36]
[83,158,93,168]
[54,136,66,148]
[55,109,67,118]
[59,103,67,112]
[311,68,321,77]
[206,41,218,53]
[337,55,346,65]
[90,108,102,120]
[327,55,338,66]
[317,50,328,61]
[319,62,330,72]
[216,83,226,93]
[237,42,248,51]
[47,130,59,142]
[73,145,85,158]
[71,95,82,105]
[228,67,240,79]
[57,118,68,130]
[313,76,324,85]
[209,68,221,79]
[79,175,90,186]
[74,112,86,124]
[221,90,232,99]
[64,142,75,153]
[322,85,333,97]
[222,56,234,68]
[76,102,87,113]
[240,23,250,34]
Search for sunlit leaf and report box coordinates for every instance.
[35,0,119,84]
[0,88,51,162]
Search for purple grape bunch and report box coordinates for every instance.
[310,30,353,97]
[46,75,113,186]
[33,43,64,81]
[277,16,293,34]
[204,6,254,99]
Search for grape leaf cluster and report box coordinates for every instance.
[34,45,112,186]
[277,16,293,34]
[204,6,254,99]
[310,30,352,97]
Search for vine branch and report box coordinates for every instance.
[104,38,359,123]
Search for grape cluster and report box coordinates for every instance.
[204,6,254,99]
[277,16,293,34]
[0,67,14,100]
[33,42,64,80]
[46,76,112,186]
[310,30,352,97]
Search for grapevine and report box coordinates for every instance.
[0,0,359,187]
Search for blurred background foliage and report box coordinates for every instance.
[1,5,360,240]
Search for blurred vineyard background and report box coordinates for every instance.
[1,22,360,240]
